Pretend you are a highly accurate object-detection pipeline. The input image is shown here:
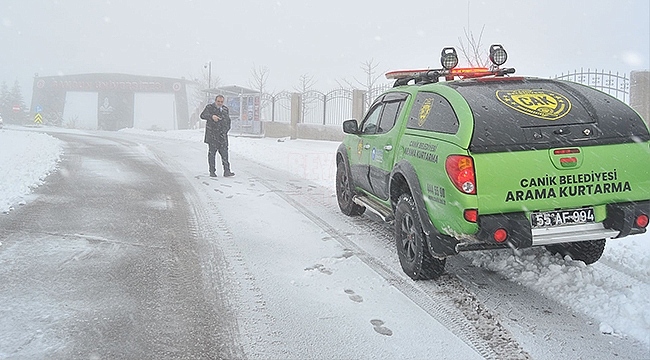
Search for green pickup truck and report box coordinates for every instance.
[336,45,650,280]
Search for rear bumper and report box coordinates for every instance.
[531,223,619,246]
[452,200,649,254]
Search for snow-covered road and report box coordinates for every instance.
[1,126,649,359]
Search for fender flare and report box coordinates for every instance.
[336,143,351,171]
[391,160,458,257]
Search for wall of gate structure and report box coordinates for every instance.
[30,73,192,130]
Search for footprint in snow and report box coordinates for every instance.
[370,319,393,336]
[304,263,332,275]
[344,289,363,303]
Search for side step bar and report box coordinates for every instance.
[353,195,394,222]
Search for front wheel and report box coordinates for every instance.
[545,239,606,265]
[335,161,365,216]
[395,194,445,280]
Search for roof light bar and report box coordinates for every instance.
[386,44,516,86]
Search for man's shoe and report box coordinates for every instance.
[223,171,235,177]
[209,172,217,177]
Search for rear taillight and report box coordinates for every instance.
[464,209,478,223]
[446,155,476,194]
[636,214,649,228]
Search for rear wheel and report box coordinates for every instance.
[336,161,365,216]
[545,239,606,265]
[395,194,445,280]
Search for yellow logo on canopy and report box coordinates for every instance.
[496,89,571,120]
[418,98,434,127]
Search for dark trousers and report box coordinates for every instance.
[208,142,230,174]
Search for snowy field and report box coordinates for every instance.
[1,125,648,348]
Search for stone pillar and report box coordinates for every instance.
[290,92,301,140]
[630,70,650,127]
[352,89,366,123]
[174,83,190,130]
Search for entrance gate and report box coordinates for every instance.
[30,73,191,130]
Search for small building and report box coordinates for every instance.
[205,85,262,135]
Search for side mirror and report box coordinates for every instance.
[342,119,359,134]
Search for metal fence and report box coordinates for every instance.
[258,70,632,126]
[554,68,630,104]
[260,84,392,126]
[260,91,292,123]
[301,88,353,125]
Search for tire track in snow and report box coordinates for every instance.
[182,174,288,359]
[254,176,530,360]
[598,257,650,286]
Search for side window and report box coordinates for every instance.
[361,104,383,134]
[407,92,459,134]
[377,100,404,133]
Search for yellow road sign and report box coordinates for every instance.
[34,113,42,124]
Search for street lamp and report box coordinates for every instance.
[203,61,212,103]
[204,61,212,90]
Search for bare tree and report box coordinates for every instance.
[458,25,490,68]
[186,69,222,128]
[294,73,317,122]
[249,65,270,94]
[339,59,388,108]
[249,65,271,110]
[190,69,220,97]
[457,2,490,68]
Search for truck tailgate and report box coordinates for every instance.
[473,142,650,215]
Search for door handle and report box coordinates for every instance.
[384,145,393,151]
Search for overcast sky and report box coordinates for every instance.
[1,0,648,103]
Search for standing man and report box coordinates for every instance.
[201,94,235,177]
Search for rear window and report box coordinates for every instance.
[406,92,459,134]
[450,78,650,153]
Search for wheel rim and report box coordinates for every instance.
[338,168,352,203]
[399,212,417,262]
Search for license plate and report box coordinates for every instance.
[530,207,595,228]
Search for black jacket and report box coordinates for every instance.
[201,103,232,144]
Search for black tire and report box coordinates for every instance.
[394,194,446,280]
[336,161,365,216]
[545,239,606,265]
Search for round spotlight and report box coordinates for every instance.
[440,47,458,70]
[489,44,508,66]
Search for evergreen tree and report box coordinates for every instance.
[0,82,10,121]
[9,80,28,123]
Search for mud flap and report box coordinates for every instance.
[475,213,533,249]
[604,200,650,238]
